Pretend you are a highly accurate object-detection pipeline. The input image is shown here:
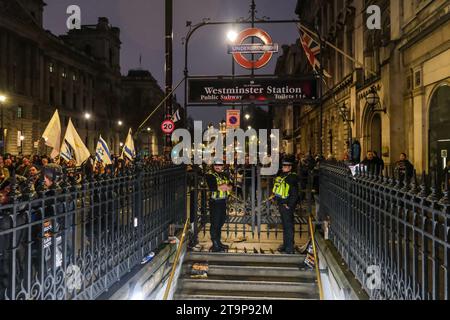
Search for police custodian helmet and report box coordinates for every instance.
[281,155,295,166]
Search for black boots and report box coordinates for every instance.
[218,241,229,249]
[277,244,295,254]
[211,240,225,252]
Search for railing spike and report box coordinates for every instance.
[409,169,419,195]
[427,169,439,202]
[439,170,449,205]
[418,171,428,197]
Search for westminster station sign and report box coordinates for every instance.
[187,76,318,105]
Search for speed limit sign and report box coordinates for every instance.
[161,119,175,134]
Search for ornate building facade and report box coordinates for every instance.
[276,0,450,173]
[0,0,122,155]
[121,69,167,156]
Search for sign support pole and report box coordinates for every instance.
[165,0,173,154]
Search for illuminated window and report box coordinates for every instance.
[17,106,23,119]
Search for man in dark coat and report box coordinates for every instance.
[273,155,299,254]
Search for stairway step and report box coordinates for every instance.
[178,278,318,294]
[173,293,316,300]
[174,289,319,300]
[186,252,306,265]
[182,264,316,281]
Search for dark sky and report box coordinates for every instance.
[43,0,300,124]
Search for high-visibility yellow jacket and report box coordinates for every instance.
[208,171,231,200]
[273,172,298,200]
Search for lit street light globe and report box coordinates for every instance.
[84,112,91,120]
[227,30,238,42]
[245,114,250,120]
[118,120,123,126]
[0,95,6,103]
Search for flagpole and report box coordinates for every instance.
[316,18,324,157]
[298,23,377,77]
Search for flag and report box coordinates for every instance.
[95,135,112,165]
[42,110,61,159]
[122,128,136,160]
[171,109,181,123]
[297,24,331,78]
[60,118,91,166]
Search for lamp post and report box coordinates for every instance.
[147,127,152,155]
[84,112,91,149]
[20,134,24,155]
[0,94,6,155]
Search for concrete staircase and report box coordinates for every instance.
[174,252,319,300]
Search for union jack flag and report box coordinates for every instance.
[297,24,331,78]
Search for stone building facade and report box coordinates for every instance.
[121,69,167,156]
[275,0,450,173]
[0,0,123,155]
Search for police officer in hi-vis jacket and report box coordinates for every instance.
[273,155,299,254]
[205,160,233,252]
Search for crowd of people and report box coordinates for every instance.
[0,153,173,205]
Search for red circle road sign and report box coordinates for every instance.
[161,119,175,134]
[232,28,274,69]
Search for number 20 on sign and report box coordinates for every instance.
[161,119,175,134]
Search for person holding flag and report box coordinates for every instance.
[122,128,136,161]
[95,135,113,165]
[41,110,61,159]
[60,118,91,166]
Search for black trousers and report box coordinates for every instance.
[278,203,295,252]
[209,199,227,242]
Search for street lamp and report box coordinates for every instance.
[0,94,7,155]
[244,113,250,120]
[226,30,238,43]
[84,112,91,148]
[365,86,386,113]
[117,120,123,126]
[20,134,24,154]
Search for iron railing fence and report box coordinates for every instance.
[0,163,187,300]
[319,161,450,300]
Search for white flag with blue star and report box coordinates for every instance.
[122,128,136,161]
[60,118,91,166]
[95,135,112,165]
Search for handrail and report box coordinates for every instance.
[308,215,324,300]
[162,216,190,300]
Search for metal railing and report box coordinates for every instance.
[319,161,450,300]
[308,215,324,299]
[0,163,187,300]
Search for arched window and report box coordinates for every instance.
[429,85,450,173]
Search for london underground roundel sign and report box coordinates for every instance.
[232,28,277,69]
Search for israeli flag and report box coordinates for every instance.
[122,128,136,160]
[95,135,112,165]
[171,109,181,123]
